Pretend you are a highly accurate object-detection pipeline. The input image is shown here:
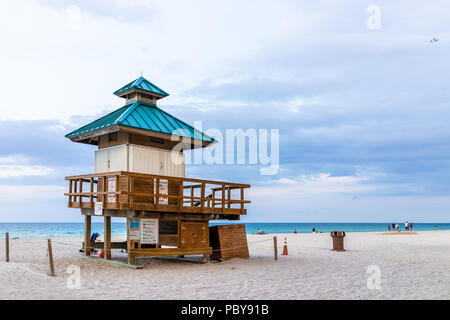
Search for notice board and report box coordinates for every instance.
[140,219,159,244]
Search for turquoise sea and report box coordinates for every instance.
[0,222,448,239]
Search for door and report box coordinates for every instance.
[180,222,208,248]
[94,145,127,173]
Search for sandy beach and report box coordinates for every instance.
[1,230,449,300]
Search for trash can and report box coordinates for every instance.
[330,231,345,251]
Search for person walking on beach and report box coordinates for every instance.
[392,223,395,231]
[405,221,409,231]
[435,225,438,231]
[410,222,413,230]
[388,225,391,231]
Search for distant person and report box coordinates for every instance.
[388,225,391,231]
[312,228,316,233]
[405,221,409,231]
[410,222,413,230]
[256,228,263,235]
[293,229,297,234]
[392,223,395,230]
[435,225,438,232]
[396,224,399,231]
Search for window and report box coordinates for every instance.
[108,132,118,142]
[159,220,178,235]
[150,137,164,144]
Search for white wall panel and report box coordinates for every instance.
[94,145,128,173]
[108,145,128,172]
[95,144,185,177]
[94,148,109,173]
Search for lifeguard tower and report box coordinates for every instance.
[64,77,250,265]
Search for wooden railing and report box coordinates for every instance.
[64,171,250,216]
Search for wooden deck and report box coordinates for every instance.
[65,171,250,217]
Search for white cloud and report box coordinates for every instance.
[0,185,65,199]
[0,0,329,121]
[0,154,53,178]
[0,165,53,178]
[0,154,30,164]
[259,173,373,196]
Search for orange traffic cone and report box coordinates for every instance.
[282,238,288,256]
[99,249,104,258]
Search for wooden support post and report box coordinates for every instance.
[47,239,55,276]
[68,180,73,207]
[89,177,94,208]
[155,178,160,208]
[73,179,78,204]
[227,187,231,208]
[84,215,91,256]
[190,186,194,206]
[201,183,206,212]
[115,175,119,209]
[240,188,245,214]
[78,178,83,207]
[104,216,111,260]
[5,232,9,262]
[127,218,135,265]
[273,236,278,261]
[129,176,134,209]
[103,177,107,206]
[221,185,225,214]
[178,181,183,209]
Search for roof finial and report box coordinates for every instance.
[140,70,143,77]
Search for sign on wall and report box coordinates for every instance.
[108,176,116,203]
[94,202,103,216]
[159,179,168,205]
[140,219,159,244]
[129,218,140,240]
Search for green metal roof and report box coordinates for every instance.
[113,76,169,97]
[65,102,215,143]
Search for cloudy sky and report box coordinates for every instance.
[1,0,449,222]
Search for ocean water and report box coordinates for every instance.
[0,222,448,239]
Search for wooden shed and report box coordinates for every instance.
[64,76,251,265]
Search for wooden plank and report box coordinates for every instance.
[89,177,94,207]
[5,232,9,262]
[240,188,244,214]
[73,179,78,203]
[115,175,119,208]
[274,236,278,261]
[78,178,83,207]
[68,180,73,207]
[127,217,135,265]
[129,176,134,209]
[133,247,212,257]
[65,171,251,188]
[47,239,55,276]
[104,216,111,260]
[155,178,160,209]
[201,183,205,212]
[103,177,107,206]
[178,181,183,209]
[222,185,225,214]
[84,215,91,256]
[78,256,142,269]
[209,224,249,261]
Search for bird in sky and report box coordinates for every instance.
[430,38,439,42]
